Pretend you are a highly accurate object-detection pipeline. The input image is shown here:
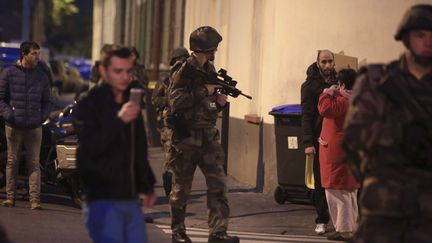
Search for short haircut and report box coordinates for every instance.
[102,47,133,68]
[100,43,121,54]
[316,49,334,61]
[337,68,357,90]
[20,41,40,60]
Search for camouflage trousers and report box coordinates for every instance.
[160,127,173,172]
[352,175,432,243]
[167,127,229,235]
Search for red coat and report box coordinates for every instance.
[318,91,359,190]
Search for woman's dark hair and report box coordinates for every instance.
[337,68,357,90]
[20,41,40,60]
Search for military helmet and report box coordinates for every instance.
[189,26,222,52]
[169,47,189,65]
[395,4,432,41]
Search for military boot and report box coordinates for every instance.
[30,199,42,210]
[208,232,240,243]
[1,199,15,207]
[172,232,192,243]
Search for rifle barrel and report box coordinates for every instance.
[241,93,252,99]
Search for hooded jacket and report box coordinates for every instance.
[300,63,337,148]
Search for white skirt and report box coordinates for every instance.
[325,188,358,234]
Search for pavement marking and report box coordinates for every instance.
[155,224,339,243]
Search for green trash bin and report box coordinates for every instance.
[269,104,312,205]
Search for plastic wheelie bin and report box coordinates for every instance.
[269,104,312,205]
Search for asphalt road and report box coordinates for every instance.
[0,183,170,243]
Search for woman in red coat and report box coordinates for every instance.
[318,69,359,241]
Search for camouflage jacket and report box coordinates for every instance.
[167,56,224,131]
[151,76,170,126]
[343,56,432,182]
[132,63,149,92]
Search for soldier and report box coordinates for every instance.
[167,26,240,243]
[300,50,335,234]
[130,46,150,92]
[343,4,432,242]
[152,47,189,196]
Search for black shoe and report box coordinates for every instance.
[172,232,192,243]
[325,231,339,238]
[327,232,351,241]
[208,232,240,243]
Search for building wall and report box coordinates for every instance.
[92,0,185,67]
[92,0,122,62]
[183,0,428,194]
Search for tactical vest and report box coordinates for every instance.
[167,57,220,140]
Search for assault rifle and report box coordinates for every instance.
[197,68,252,99]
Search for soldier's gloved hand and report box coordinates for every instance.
[117,101,140,123]
[205,84,222,95]
[216,94,227,107]
[305,146,316,156]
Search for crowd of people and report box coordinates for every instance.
[0,3,431,243]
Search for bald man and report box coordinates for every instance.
[300,50,337,234]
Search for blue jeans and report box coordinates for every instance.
[83,200,148,243]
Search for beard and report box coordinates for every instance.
[413,54,432,67]
[207,52,215,61]
[322,69,332,77]
[319,68,334,78]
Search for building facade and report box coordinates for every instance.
[92,0,427,196]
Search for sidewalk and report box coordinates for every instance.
[145,146,320,236]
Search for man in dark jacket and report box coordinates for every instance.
[0,41,51,210]
[74,47,156,243]
[300,50,336,234]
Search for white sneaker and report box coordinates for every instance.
[315,223,326,235]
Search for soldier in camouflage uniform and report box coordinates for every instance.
[130,46,150,91]
[167,26,240,243]
[152,47,190,196]
[343,4,432,243]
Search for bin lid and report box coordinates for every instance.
[269,104,301,115]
